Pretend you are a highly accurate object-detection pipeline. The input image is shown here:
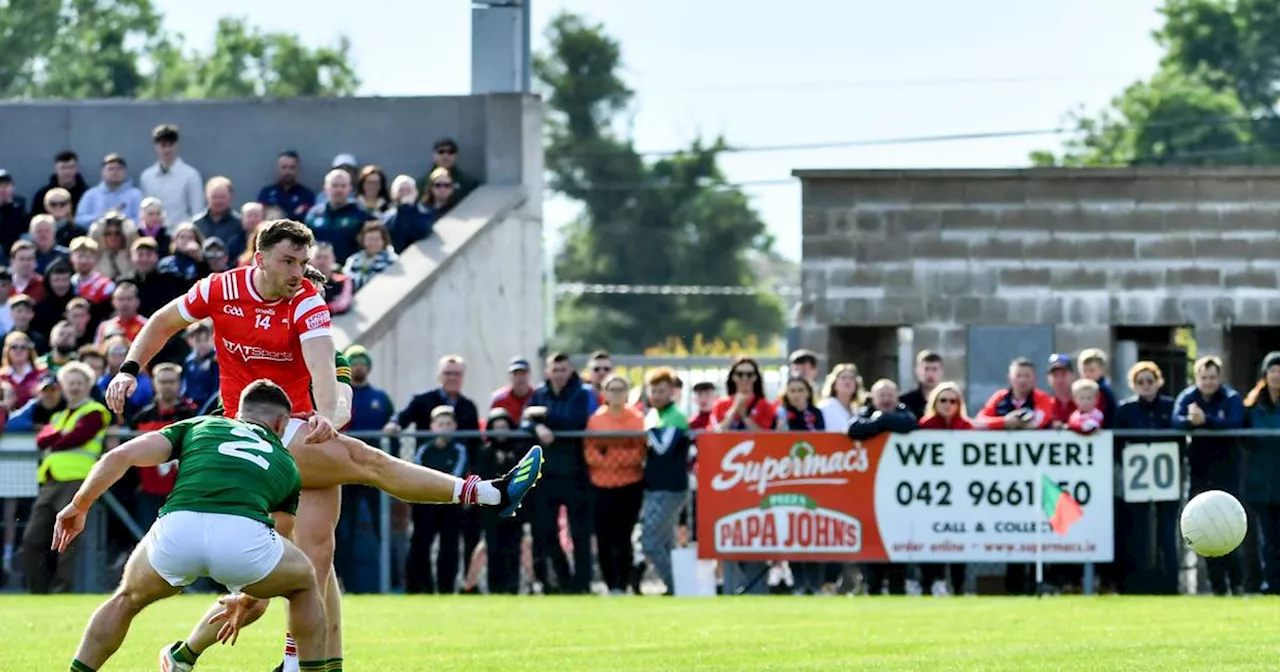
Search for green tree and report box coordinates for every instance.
[537,12,785,352]
[1037,0,1280,166]
[0,1,358,100]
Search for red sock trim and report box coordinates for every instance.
[460,475,481,505]
[284,632,297,656]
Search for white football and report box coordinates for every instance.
[1180,490,1248,558]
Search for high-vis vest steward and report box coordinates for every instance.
[37,400,110,483]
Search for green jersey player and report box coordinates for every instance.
[55,380,330,672]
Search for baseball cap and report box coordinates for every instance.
[434,137,458,152]
[202,237,227,257]
[0,169,11,183]
[1048,353,1074,372]
[345,345,371,368]
[38,374,58,390]
[508,357,531,372]
[331,153,358,169]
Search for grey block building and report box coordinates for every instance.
[794,168,1280,407]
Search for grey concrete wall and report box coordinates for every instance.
[795,168,1280,392]
[0,94,538,202]
[331,184,543,407]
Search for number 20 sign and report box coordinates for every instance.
[1121,442,1182,503]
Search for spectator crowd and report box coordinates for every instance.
[0,124,479,592]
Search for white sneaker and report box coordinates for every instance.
[930,579,950,597]
[158,642,193,672]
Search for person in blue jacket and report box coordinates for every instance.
[1173,355,1245,595]
[524,352,595,594]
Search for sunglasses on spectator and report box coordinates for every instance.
[436,147,457,155]
[1135,376,1157,385]
[433,182,454,189]
[732,369,757,378]
[49,200,69,207]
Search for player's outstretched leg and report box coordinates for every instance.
[71,541,181,671]
[291,436,544,516]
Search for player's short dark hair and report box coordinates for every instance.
[546,351,571,365]
[54,150,78,164]
[152,124,180,144]
[255,219,314,252]
[239,379,293,420]
[916,350,943,365]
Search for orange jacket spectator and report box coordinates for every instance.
[584,406,646,488]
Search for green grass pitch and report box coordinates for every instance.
[4,594,1279,671]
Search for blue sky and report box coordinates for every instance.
[156,0,1166,261]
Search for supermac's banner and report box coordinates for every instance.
[696,431,1114,563]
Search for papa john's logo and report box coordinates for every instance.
[221,338,292,363]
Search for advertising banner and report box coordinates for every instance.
[696,431,1114,563]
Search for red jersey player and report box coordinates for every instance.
[104,219,543,672]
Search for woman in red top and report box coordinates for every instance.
[917,381,971,597]
[0,331,44,410]
[918,382,974,430]
[712,356,777,431]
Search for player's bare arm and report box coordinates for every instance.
[106,299,192,414]
[52,433,175,552]
[301,335,339,442]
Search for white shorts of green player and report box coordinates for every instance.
[147,511,285,592]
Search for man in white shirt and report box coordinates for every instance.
[139,124,204,229]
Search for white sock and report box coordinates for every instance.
[477,481,500,505]
[282,633,299,672]
[452,477,501,505]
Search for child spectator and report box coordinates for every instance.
[406,406,468,594]
[688,382,716,430]
[343,220,398,291]
[135,197,172,255]
[8,294,46,353]
[1068,378,1105,435]
[156,222,206,282]
[309,242,353,314]
[181,321,218,410]
[1079,348,1119,428]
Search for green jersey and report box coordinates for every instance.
[158,416,302,527]
[207,350,351,416]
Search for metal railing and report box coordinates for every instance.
[0,426,1267,595]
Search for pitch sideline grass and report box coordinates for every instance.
[3,594,1278,671]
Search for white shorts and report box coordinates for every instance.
[145,510,284,592]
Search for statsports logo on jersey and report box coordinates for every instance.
[177,267,331,417]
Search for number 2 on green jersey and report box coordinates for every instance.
[218,425,275,470]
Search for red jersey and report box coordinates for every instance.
[711,395,777,430]
[1068,408,1104,435]
[95,314,148,345]
[178,267,332,417]
[489,385,532,423]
